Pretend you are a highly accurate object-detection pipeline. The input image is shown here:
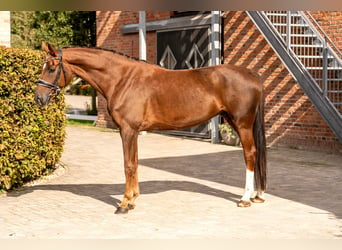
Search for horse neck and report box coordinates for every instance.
[64,48,131,97]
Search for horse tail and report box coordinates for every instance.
[253,87,267,192]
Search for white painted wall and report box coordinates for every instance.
[0,11,10,47]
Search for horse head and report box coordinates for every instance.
[35,42,72,107]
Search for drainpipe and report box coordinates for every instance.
[139,11,147,135]
[210,10,221,144]
[139,11,147,61]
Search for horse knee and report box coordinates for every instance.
[124,164,138,177]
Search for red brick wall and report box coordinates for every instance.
[97,11,170,61]
[96,11,342,152]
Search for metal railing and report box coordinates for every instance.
[304,11,342,59]
[263,11,342,115]
[247,11,342,142]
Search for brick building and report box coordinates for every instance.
[0,11,10,47]
[96,11,342,152]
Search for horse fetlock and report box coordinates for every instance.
[121,192,138,207]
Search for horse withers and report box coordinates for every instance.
[35,42,267,214]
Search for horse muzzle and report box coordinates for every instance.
[34,93,51,107]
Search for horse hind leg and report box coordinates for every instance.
[236,126,258,207]
[222,112,256,207]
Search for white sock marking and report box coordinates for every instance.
[241,169,254,201]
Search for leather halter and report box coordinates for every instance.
[36,49,66,96]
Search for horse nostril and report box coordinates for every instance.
[35,94,49,107]
[37,97,43,106]
[35,95,41,105]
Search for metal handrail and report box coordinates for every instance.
[263,11,342,97]
[303,11,342,59]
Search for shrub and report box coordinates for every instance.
[67,82,93,96]
[0,46,66,192]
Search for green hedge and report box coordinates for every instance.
[0,46,66,192]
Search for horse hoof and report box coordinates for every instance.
[115,207,129,214]
[251,196,265,203]
[127,204,135,210]
[237,200,252,207]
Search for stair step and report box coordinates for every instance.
[265,12,287,16]
[273,23,310,27]
[315,78,342,81]
[265,12,301,17]
[280,33,316,38]
[307,66,342,70]
[297,55,334,59]
[290,44,323,48]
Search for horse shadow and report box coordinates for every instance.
[8,149,342,219]
[139,149,342,219]
[8,181,241,209]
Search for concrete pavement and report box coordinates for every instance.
[1,125,341,238]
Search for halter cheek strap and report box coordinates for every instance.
[36,49,65,96]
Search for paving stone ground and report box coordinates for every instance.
[1,125,341,238]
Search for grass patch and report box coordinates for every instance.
[67,119,95,126]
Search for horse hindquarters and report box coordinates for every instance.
[220,73,267,207]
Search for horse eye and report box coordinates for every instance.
[49,67,56,73]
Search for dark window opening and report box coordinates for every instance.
[172,11,210,18]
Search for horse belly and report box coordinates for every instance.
[143,92,219,131]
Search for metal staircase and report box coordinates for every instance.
[247,11,342,142]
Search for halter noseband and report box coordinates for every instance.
[36,49,66,96]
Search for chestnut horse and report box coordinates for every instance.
[35,42,267,214]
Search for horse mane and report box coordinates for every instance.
[62,46,149,64]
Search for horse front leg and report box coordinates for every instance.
[115,126,140,214]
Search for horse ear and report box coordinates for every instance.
[42,42,49,53]
[42,42,58,57]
